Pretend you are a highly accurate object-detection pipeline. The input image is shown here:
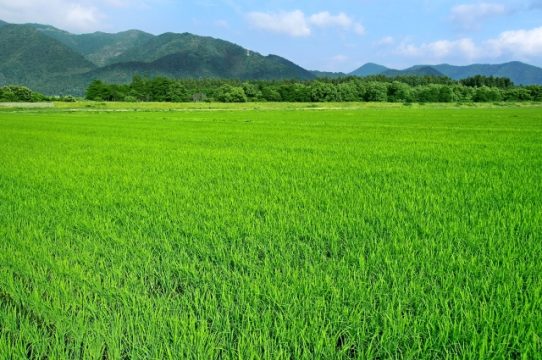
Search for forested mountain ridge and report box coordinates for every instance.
[0,24,96,94]
[0,20,314,95]
[104,32,313,80]
[350,62,542,85]
[29,23,154,66]
[2,19,542,95]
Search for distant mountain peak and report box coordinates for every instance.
[383,65,445,77]
[348,61,542,85]
[350,63,390,76]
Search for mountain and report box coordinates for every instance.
[350,62,542,85]
[83,52,313,84]
[101,32,314,80]
[0,20,315,95]
[2,18,542,96]
[29,24,154,66]
[382,65,446,77]
[350,64,445,78]
[0,24,96,94]
[432,62,542,85]
[350,63,390,77]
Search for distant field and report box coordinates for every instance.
[0,104,541,358]
[0,102,54,108]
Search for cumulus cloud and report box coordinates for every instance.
[450,3,508,30]
[353,23,366,36]
[0,0,107,31]
[488,26,542,57]
[376,36,395,46]
[331,54,349,62]
[309,12,352,28]
[397,38,480,61]
[215,19,230,29]
[247,10,365,37]
[395,26,542,63]
[0,0,153,32]
[246,10,310,37]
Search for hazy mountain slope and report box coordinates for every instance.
[350,62,542,85]
[0,24,96,93]
[350,63,390,76]
[491,62,542,85]
[433,62,542,85]
[383,66,445,77]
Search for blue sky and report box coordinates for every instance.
[1,0,542,72]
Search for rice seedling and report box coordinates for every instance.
[0,104,541,358]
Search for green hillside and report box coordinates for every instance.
[76,32,315,90]
[110,32,217,64]
[106,32,314,80]
[0,21,314,95]
[84,54,314,85]
[30,24,154,66]
[0,24,95,94]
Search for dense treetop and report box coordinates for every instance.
[85,75,542,103]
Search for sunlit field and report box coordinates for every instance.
[1,103,541,358]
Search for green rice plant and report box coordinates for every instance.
[0,105,541,358]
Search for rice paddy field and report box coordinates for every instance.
[0,103,541,359]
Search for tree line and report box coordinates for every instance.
[3,76,542,103]
[0,85,47,102]
[0,85,76,102]
[85,75,542,103]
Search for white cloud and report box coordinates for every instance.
[247,10,365,37]
[488,26,542,57]
[215,19,229,29]
[309,11,352,28]
[353,23,366,36]
[394,25,542,64]
[450,3,508,29]
[377,36,395,46]
[103,0,152,8]
[397,38,480,60]
[0,0,106,32]
[331,54,349,62]
[101,0,132,7]
[247,10,310,37]
[65,4,101,30]
[0,0,155,32]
